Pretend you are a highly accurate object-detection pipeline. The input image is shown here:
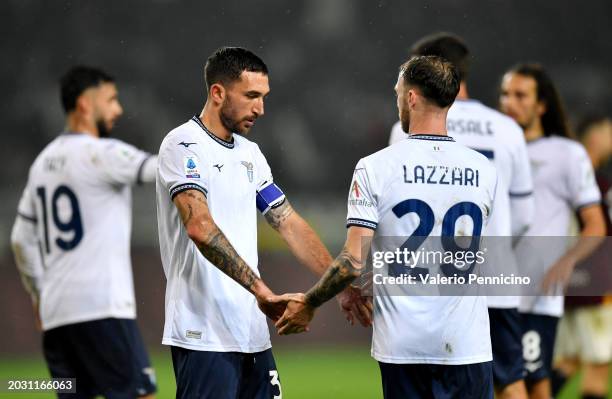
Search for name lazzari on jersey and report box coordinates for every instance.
[403,164,480,187]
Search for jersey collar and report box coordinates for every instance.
[407,134,455,142]
[191,116,235,149]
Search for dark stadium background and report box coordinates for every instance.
[1,1,611,398]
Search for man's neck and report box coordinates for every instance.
[200,103,232,141]
[408,111,448,136]
[456,82,469,100]
[66,113,98,138]
[524,120,545,142]
[586,148,602,170]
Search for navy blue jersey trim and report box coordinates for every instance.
[407,134,455,142]
[170,183,208,200]
[136,154,152,185]
[509,191,533,198]
[191,116,235,149]
[17,212,37,223]
[575,200,602,212]
[346,218,378,230]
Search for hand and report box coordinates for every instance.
[336,286,372,327]
[541,255,577,295]
[256,293,296,322]
[275,293,315,335]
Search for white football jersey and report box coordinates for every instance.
[156,117,284,353]
[15,133,152,330]
[348,134,497,364]
[516,136,600,317]
[391,100,534,309]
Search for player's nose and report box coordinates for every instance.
[253,98,264,117]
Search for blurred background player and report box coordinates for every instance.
[552,115,612,399]
[390,32,534,398]
[499,63,606,399]
[156,47,370,399]
[10,66,158,398]
[277,55,498,399]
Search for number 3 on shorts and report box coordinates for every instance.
[269,370,282,399]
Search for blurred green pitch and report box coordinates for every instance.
[0,346,606,398]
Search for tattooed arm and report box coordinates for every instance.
[264,199,333,276]
[275,226,375,334]
[266,200,373,326]
[173,189,288,320]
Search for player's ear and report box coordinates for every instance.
[536,100,546,117]
[407,88,418,109]
[209,83,226,105]
[75,92,93,116]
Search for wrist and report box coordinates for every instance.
[251,278,272,300]
[304,292,321,309]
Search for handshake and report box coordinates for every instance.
[255,285,373,335]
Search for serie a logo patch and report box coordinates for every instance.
[184,156,200,179]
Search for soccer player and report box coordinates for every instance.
[156,47,369,399]
[390,32,535,399]
[552,115,612,399]
[277,55,498,399]
[499,64,606,399]
[10,66,158,398]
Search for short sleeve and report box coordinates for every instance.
[567,144,601,210]
[509,129,534,198]
[253,145,285,214]
[97,139,151,186]
[158,139,209,201]
[346,160,379,230]
[16,182,37,224]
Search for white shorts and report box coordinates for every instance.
[554,304,612,364]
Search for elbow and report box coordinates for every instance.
[184,218,214,246]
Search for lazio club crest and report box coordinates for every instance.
[241,161,254,183]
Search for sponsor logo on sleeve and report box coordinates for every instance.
[184,156,201,178]
[349,181,373,207]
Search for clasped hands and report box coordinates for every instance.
[256,286,372,335]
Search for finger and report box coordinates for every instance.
[343,308,355,325]
[281,293,306,303]
[365,298,373,313]
[351,303,368,327]
[275,315,290,329]
[279,323,300,335]
[357,300,373,326]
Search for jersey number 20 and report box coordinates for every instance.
[389,199,483,278]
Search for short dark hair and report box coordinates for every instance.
[400,55,460,108]
[575,114,610,141]
[411,32,470,81]
[507,63,572,138]
[204,47,268,92]
[60,66,114,113]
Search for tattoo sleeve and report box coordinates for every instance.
[264,199,294,230]
[175,190,260,294]
[304,247,361,308]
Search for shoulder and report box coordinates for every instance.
[546,136,587,158]
[159,119,201,154]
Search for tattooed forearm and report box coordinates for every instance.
[264,199,294,230]
[197,228,259,293]
[304,248,361,308]
[174,189,260,294]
